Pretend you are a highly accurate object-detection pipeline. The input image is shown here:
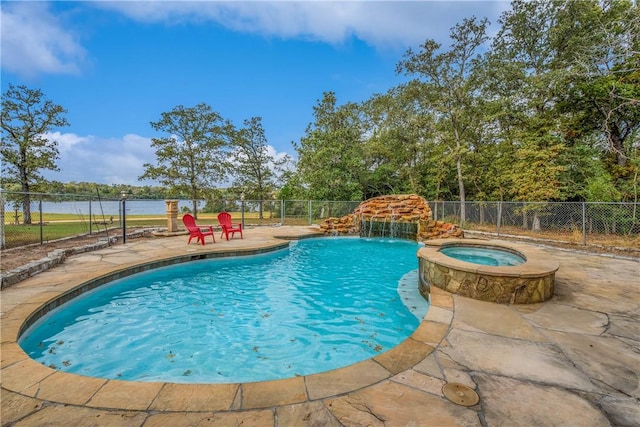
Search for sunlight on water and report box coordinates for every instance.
[440,246,525,266]
[20,237,429,383]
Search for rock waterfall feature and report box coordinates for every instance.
[319,194,463,241]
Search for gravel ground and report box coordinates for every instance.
[1,233,124,272]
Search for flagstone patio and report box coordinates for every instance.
[1,226,638,426]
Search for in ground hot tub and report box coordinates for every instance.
[418,239,559,304]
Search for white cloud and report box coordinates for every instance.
[0,2,87,78]
[47,132,90,152]
[42,132,294,186]
[1,1,509,79]
[42,133,157,185]
[265,144,290,163]
[94,1,511,50]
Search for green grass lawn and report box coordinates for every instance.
[2,216,166,248]
[1,211,295,249]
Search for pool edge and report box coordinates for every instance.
[1,233,453,412]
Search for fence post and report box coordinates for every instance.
[39,196,43,245]
[308,200,312,225]
[497,201,502,236]
[0,190,5,250]
[89,199,93,235]
[121,192,127,244]
[241,194,245,229]
[582,202,587,246]
[281,200,285,225]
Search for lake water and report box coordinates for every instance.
[4,200,198,216]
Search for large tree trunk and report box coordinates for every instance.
[454,126,466,224]
[608,129,627,167]
[457,154,466,224]
[0,191,5,249]
[532,214,541,232]
[192,199,198,219]
[21,179,32,225]
[21,197,32,225]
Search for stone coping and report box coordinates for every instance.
[1,228,160,289]
[1,236,453,412]
[418,238,560,278]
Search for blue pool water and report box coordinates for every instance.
[440,246,525,266]
[20,237,428,383]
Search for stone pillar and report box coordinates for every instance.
[165,200,179,233]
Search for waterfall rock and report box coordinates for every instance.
[319,195,463,241]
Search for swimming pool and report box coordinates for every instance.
[19,237,428,383]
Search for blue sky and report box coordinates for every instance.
[1,1,510,186]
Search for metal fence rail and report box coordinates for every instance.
[1,190,638,250]
[432,201,639,246]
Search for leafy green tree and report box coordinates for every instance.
[553,0,640,202]
[363,82,437,198]
[483,0,638,204]
[464,103,516,202]
[294,92,366,201]
[278,158,306,200]
[585,174,622,202]
[487,0,572,206]
[397,17,489,222]
[231,117,290,218]
[1,84,69,224]
[140,103,231,218]
[560,0,639,169]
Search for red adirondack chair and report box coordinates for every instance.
[182,214,216,245]
[217,212,243,240]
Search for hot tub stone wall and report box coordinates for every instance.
[419,257,555,304]
[319,194,463,241]
[417,240,558,304]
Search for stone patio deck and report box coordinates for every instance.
[1,226,639,426]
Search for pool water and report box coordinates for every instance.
[440,246,525,266]
[19,237,427,383]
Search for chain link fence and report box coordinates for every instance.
[0,191,363,249]
[1,190,637,250]
[432,201,639,247]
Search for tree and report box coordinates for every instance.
[277,157,306,200]
[231,117,289,219]
[551,0,640,203]
[487,0,573,207]
[397,17,489,223]
[483,0,638,204]
[362,82,437,198]
[139,103,231,218]
[560,0,639,169]
[1,84,69,224]
[294,92,366,201]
